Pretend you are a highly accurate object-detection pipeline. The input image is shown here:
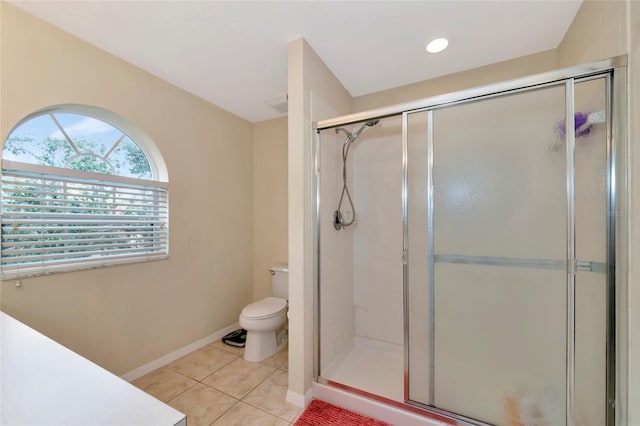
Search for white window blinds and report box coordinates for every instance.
[1,161,168,279]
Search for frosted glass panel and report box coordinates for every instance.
[575,78,607,262]
[406,111,430,404]
[575,271,606,425]
[574,78,608,425]
[434,264,567,425]
[431,85,568,425]
[433,86,567,260]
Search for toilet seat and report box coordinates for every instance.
[241,297,287,320]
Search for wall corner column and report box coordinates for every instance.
[287,37,353,403]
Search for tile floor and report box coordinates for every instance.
[132,340,302,426]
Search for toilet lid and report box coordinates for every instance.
[242,297,287,319]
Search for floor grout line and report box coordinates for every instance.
[207,398,241,426]
[164,380,199,405]
[195,357,278,400]
[239,370,302,423]
[240,398,300,424]
[136,341,296,425]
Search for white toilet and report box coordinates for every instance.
[240,265,288,362]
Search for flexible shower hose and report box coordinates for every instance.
[334,135,356,230]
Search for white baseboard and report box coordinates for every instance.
[312,382,452,426]
[121,322,241,382]
[286,388,313,408]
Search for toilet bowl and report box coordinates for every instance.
[240,297,287,362]
[239,265,289,362]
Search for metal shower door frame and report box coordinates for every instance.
[314,56,627,426]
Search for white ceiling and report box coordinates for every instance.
[11,1,582,123]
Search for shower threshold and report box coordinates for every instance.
[320,336,404,402]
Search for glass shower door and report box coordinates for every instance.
[406,77,611,425]
[432,86,568,425]
[407,84,571,425]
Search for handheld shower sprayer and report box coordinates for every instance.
[335,119,380,144]
[333,119,380,230]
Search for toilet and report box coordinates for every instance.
[239,265,288,362]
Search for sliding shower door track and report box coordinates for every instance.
[316,377,492,426]
[434,254,606,274]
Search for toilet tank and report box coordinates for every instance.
[271,265,288,299]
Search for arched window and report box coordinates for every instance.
[1,106,169,278]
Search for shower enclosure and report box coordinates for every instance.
[314,57,627,426]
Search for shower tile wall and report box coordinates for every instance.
[352,116,403,345]
[319,129,355,371]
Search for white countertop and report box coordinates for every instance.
[0,312,186,426]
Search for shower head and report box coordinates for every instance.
[350,119,380,141]
[335,119,380,144]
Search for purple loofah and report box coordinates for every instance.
[555,112,592,140]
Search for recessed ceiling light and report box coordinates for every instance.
[426,38,449,54]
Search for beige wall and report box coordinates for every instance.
[287,38,352,398]
[558,0,629,67]
[0,3,254,376]
[353,49,559,112]
[252,117,288,301]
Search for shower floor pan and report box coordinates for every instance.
[321,336,404,402]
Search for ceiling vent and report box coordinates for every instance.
[266,94,288,113]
